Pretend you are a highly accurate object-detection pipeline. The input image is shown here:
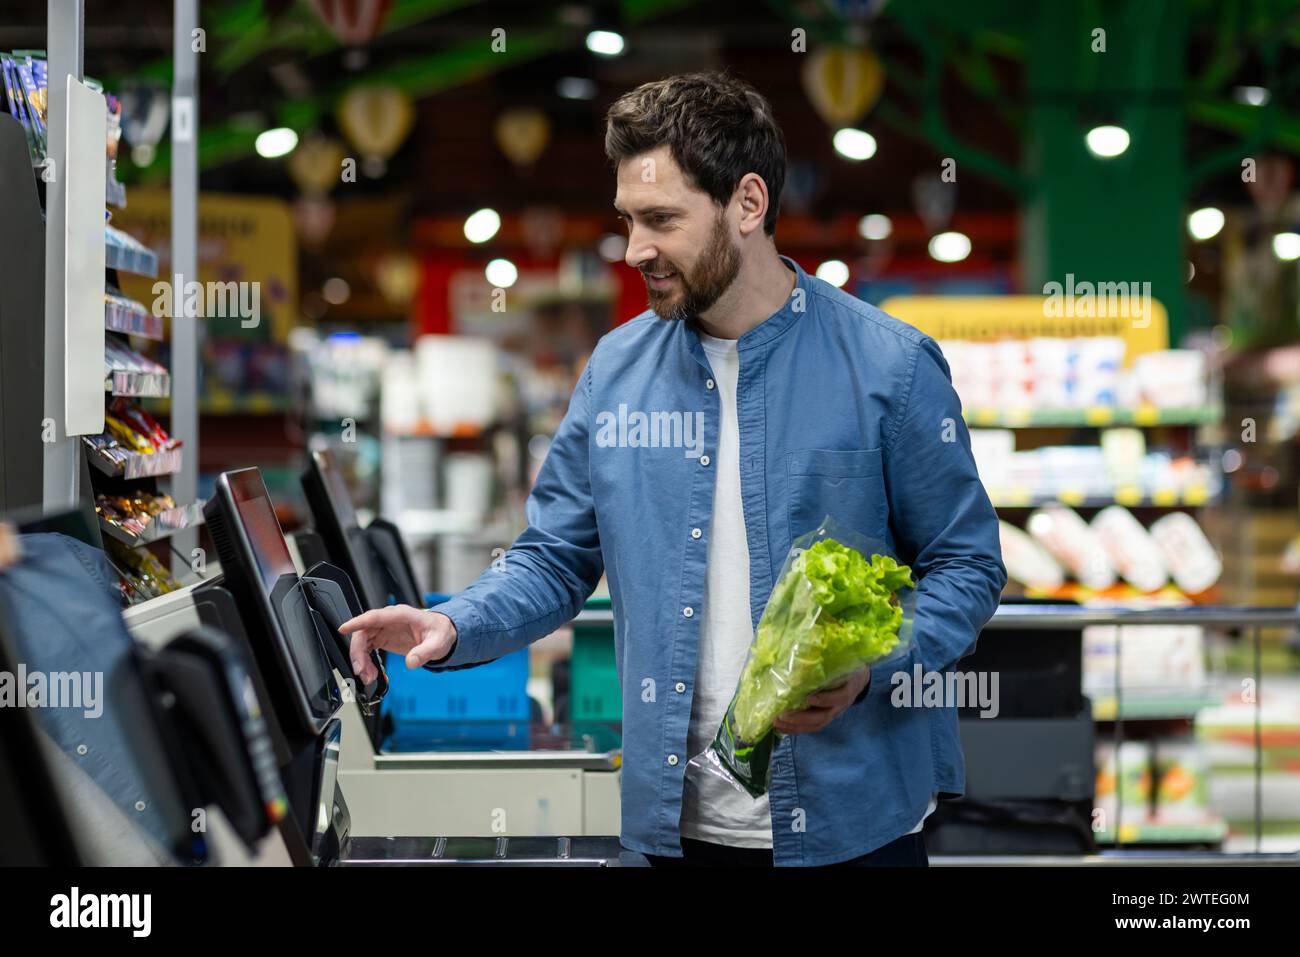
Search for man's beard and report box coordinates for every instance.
[644,213,741,323]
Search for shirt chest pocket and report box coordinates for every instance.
[786,448,889,543]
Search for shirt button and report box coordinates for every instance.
[675,682,686,693]
[706,378,715,390]
[700,455,711,467]
[682,606,694,618]
[690,527,702,539]
[667,754,679,766]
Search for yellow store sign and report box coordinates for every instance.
[880,292,1169,364]
[110,190,298,342]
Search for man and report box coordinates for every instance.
[340,72,1006,867]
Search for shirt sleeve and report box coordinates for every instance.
[424,356,605,671]
[864,336,1007,701]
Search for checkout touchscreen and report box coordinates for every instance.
[302,449,387,609]
[302,448,422,609]
[205,469,339,735]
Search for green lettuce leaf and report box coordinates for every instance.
[731,539,914,742]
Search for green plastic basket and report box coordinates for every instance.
[570,597,621,722]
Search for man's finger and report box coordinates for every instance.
[805,686,853,708]
[774,713,830,735]
[349,631,373,677]
[354,654,377,685]
[0,523,20,569]
[779,702,835,721]
[339,608,393,634]
[777,706,832,724]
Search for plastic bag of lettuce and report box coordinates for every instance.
[689,515,916,798]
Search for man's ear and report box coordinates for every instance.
[735,173,769,237]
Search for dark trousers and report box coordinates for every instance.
[643,831,929,868]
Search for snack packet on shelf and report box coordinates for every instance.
[1027,503,1117,590]
[1091,505,1168,593]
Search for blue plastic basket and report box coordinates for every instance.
[379,594,531,723]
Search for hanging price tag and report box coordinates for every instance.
[172,96,194,143]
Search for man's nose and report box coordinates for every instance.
[624,226,656,271]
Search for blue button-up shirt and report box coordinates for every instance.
[432,256,1006,865]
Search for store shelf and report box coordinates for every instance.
[396,508,492,538]
[98,500,205,547]
[1091,691,1222,721]
[1094,818,1228,845]
[965,405,1222,428]
[105,296,163,340]
[105,368,170,398]
[385,419,496,438]
[990,486,1220,509]
[143,392,292,415]
[104,226,159,277]
[106,177,126,209]
[201,392,290,415]
[470,276,616,312]
[83,437,182,479]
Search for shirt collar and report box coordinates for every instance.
[683,254,808,361]
[738,254,808,351]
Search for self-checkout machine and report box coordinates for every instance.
[122,580,299,868]
[121,468,376,866]
[146,466,629,865]
[297,449,624,845]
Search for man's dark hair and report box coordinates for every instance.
[605,71,787,236]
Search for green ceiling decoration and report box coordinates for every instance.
[764,0,1300,200]
[208,0,480,76]
[108,0,478,87]
[120,0,696,182]
[116,0,1300,186]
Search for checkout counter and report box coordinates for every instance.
[28,464,633,866]
[0,468,634,863]
[298,448,623,841]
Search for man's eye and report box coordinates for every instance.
[652,214,671,226]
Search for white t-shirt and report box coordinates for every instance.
[680,331,772,846]
[680,330,937,847]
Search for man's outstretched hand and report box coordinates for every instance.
[338,605,458,683]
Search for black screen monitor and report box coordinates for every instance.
[302,448,422,610]
[204,468,339,736]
